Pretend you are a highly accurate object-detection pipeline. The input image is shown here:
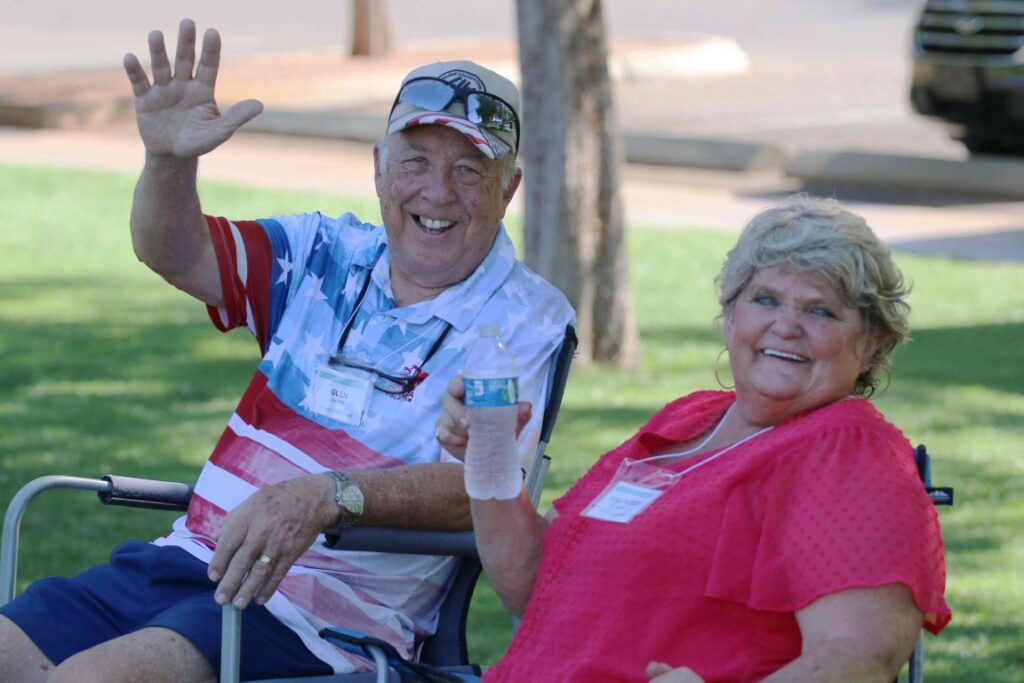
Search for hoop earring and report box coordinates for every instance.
[714,347,734,390]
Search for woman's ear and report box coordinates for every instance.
[860,332,884,375]
[720,311,732,348]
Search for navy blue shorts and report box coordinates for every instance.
[0,541,332,679]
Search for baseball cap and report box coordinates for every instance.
[386,60,521,159]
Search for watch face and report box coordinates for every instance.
[341,484,364,516]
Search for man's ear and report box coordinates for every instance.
[502,167,523,207]
[373,144,384,197]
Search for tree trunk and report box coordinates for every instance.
[516,0,639,367]
[350,0,393,57]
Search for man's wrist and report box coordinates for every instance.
[326,471,364,527]
[142,152,199,179]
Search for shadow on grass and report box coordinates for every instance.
[0,280,258,582]
[924,593,1024,683]
[0,312,254,466]
[894,322,1024,396]
[639,325,723,347]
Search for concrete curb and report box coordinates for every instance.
[624,133,786,172]
[249,109,383,142]
[247,109,787,173]
[0,34,746,129]
[785,150,1024,199]
[0,90,133,130]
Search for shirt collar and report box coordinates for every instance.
[369,224,517,329]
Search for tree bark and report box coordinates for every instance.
[350,0,393,57]
[516,0,639,367]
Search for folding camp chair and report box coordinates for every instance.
[900,443,954,683]
[0,324,576,683]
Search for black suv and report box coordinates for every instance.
[910,0,1024,155]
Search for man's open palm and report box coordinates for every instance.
[123,18,263,158]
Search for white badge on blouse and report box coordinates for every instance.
[310,365,373,426]
[581,405,774,524]
[582,458,683,523]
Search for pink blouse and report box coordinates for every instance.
[484,391,950,683]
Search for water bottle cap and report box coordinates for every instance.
[478,325,500,337]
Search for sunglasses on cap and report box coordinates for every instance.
[390,76,520,155]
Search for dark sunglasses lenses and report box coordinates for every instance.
[398,79,457,112]
[373,375,417,395]
[397,79,518,137]
[466,94,517,133]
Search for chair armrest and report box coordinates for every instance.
[323,527,478,558]
[98,475,193,512]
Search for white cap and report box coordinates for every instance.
[386,60,520,159]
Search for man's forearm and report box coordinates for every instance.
[348,462,472,531]
[130,154,222,305]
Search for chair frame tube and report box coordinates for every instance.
[0,476,112,605]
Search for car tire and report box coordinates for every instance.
[960,131,1024,157]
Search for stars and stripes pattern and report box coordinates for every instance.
[154,211,574,672]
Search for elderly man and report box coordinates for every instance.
[0,18,573,683]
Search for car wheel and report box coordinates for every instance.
[960,131,1024,157]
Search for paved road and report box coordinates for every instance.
[3,0,1023,260]
[0,0,964,159]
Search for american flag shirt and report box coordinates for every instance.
[153,212,574,672]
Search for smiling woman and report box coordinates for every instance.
[715,196,911,428]
[436,193,950,683]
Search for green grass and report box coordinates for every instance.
[2,162,1022,681]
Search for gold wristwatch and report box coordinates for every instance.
[326,471,364,527]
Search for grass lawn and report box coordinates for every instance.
[1,162,1022,681]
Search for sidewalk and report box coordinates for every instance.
[1,35,1023,262]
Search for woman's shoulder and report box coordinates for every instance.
[771,397,915,478]
[789,396,905,440]
[657,390,733,421]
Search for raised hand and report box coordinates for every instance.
[122,18,263,159]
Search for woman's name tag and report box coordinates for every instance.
[582,481,665,523]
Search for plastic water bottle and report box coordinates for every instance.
[463,325,521,500]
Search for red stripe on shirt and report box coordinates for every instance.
[230,373,403,472]
[278,573,412,653]
[184,493,228,540]
[205,215,274,352]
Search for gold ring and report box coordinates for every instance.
[257,553,273,564]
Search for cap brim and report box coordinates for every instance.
[386,112,513,160]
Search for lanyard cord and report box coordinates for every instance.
[639,403,773,479]
[334,271,453,369]
[335,272,373,353]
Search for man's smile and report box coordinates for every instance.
[414,214,456,235]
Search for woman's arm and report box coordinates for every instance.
[471,496,556,617]
[436,375,556,616]
[762,583,923,683]
[646,583,920,682]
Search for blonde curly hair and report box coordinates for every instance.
[716,195,911,396]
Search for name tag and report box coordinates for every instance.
[311,366,372,426]
[582,481,665,523]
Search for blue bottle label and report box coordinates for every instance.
[464,377,519,407]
